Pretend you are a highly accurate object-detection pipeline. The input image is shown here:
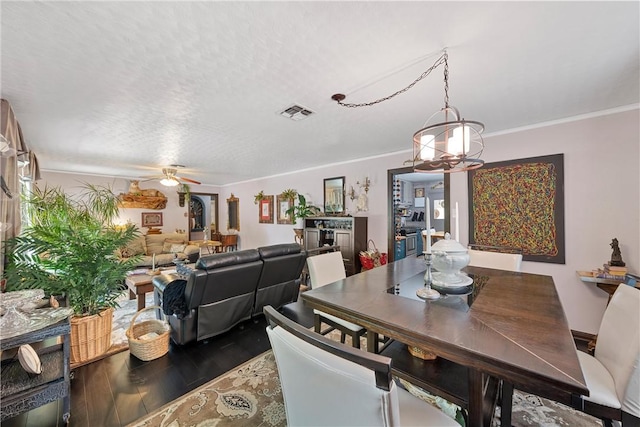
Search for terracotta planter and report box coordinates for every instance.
[70,307,114,364]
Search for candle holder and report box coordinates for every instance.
[416,253,440,300]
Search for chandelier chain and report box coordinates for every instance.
[334,53,448,108]
[443,52,449,108]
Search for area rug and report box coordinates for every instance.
[127,346,601,427]
[127,350,285,427]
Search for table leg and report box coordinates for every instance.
[468,368,484,427]
[129,289,136,300]
[501,380,514,427]
[137,294,145,311]
[367,332,380,354]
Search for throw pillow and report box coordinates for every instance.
[169,243,187,254]
[162,239,185,253]
[122,236,146,257]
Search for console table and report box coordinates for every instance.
[576,270,638,303]
[1,308,73,424]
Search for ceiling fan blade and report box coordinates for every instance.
[178,176,201,185]
[138,175,164,182]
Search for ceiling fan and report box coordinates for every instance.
[142,166,201,187]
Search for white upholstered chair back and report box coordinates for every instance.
[468,249,523,272]
[593,284,640,417]
[264,306,458,427]
[306,251,346,288]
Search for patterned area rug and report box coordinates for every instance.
[127,351,285,427]
[127,336,601,427]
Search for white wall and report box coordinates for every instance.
[451,108,639,333]
[38,108,639,334]
[37,172,222,235]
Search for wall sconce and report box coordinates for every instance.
[357,177,371,193]
[348,186,356,201]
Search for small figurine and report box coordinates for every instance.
[609,238,626,267]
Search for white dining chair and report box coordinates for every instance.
[263,305,459,427]
[572,284,640,426]
[306,251,366,348]
[467,246,523,272]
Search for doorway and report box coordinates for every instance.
[387,167,449,262]
[188,193,219,241]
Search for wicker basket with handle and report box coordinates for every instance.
[126,305,170,361]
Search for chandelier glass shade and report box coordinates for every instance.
[412,106,485,173]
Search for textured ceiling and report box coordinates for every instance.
[1,1,638,186]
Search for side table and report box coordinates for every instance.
[1,308,73,424]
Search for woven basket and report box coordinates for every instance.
[126,305,170,361]
[70,307,114,364]
[407,345,437,360]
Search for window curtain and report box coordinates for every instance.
[1,99,39,278]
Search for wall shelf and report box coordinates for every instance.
[118,194,167,210]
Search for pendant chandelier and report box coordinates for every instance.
[332,50,484,173]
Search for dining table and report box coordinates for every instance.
[301,256,588,427]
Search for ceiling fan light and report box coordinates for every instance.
[160,177,179,187]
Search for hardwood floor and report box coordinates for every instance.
[2,300,315,427]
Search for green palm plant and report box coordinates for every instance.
[3,183,141,316]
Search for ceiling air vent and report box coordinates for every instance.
[279,104,315,121]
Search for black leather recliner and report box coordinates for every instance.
[253,243,307,316]
[153,243,307,345]
[154,249,263,344]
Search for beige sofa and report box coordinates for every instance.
[119,233,200,267]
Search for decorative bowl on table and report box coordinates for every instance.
[430,233,471,287]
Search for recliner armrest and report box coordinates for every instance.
[152,273,189,318]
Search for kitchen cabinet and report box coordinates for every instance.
[304,216,368,276]
[400,180,413,204]
[395,238,406,260]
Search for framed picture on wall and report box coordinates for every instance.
[141,212,163,227]
[259,195,274,224]
[276,194,293,224]
[468,154,565,263]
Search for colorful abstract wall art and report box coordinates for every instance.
[467,154,565,263]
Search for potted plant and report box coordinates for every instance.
[254,190,265,204]
[285,194,320,230]
[3,183,141,364]
[281,188,297,202]
[177,183,191,207]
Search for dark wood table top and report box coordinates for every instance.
[302,256,587,401]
